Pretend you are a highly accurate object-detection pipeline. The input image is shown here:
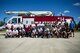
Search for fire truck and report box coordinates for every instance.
[6,11,74,25]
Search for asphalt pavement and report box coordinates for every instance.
[0,32,80,53]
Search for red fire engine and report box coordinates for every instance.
[6,11,74,25]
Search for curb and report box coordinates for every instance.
[0,33,6,35]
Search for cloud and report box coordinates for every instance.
[57,10,70,16]
[73,3,80,6]
[78,16,80,19]
[64,10,70,13]
[57,12,65,16]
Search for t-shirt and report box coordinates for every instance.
[6,24,12,29]
[38,28,43,32]
[32,29,36,33]
[45,28,49,31]
[13,30,18,35]
[64,22,68,28]
[53,28,57,31]
[37,24,45,26]
[31,24,36,27]
[19,24,23,28]
[70,22,74,29]
[25,27,32,32]
[6,30,13,35]
[13,24,19,29]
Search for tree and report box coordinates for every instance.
[74,21,78,30]
[77,21,80,30]
[0,21,4,26]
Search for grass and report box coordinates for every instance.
[0,29,6,33]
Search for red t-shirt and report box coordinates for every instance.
[25,27,32,32]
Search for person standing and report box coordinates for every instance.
[64,20,68,29]
[64,20,69,38]
[70,20,75,37]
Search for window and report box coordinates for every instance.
[12,18,17,23]
[18,18,20,23]
[31,21,34,24]
[26,21,28,24]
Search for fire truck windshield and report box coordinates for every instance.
[12,18,17,23]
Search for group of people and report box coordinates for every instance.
[5,20,75,38]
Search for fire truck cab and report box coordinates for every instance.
[7,16,22,24]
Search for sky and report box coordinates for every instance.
[0,0,80,23]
